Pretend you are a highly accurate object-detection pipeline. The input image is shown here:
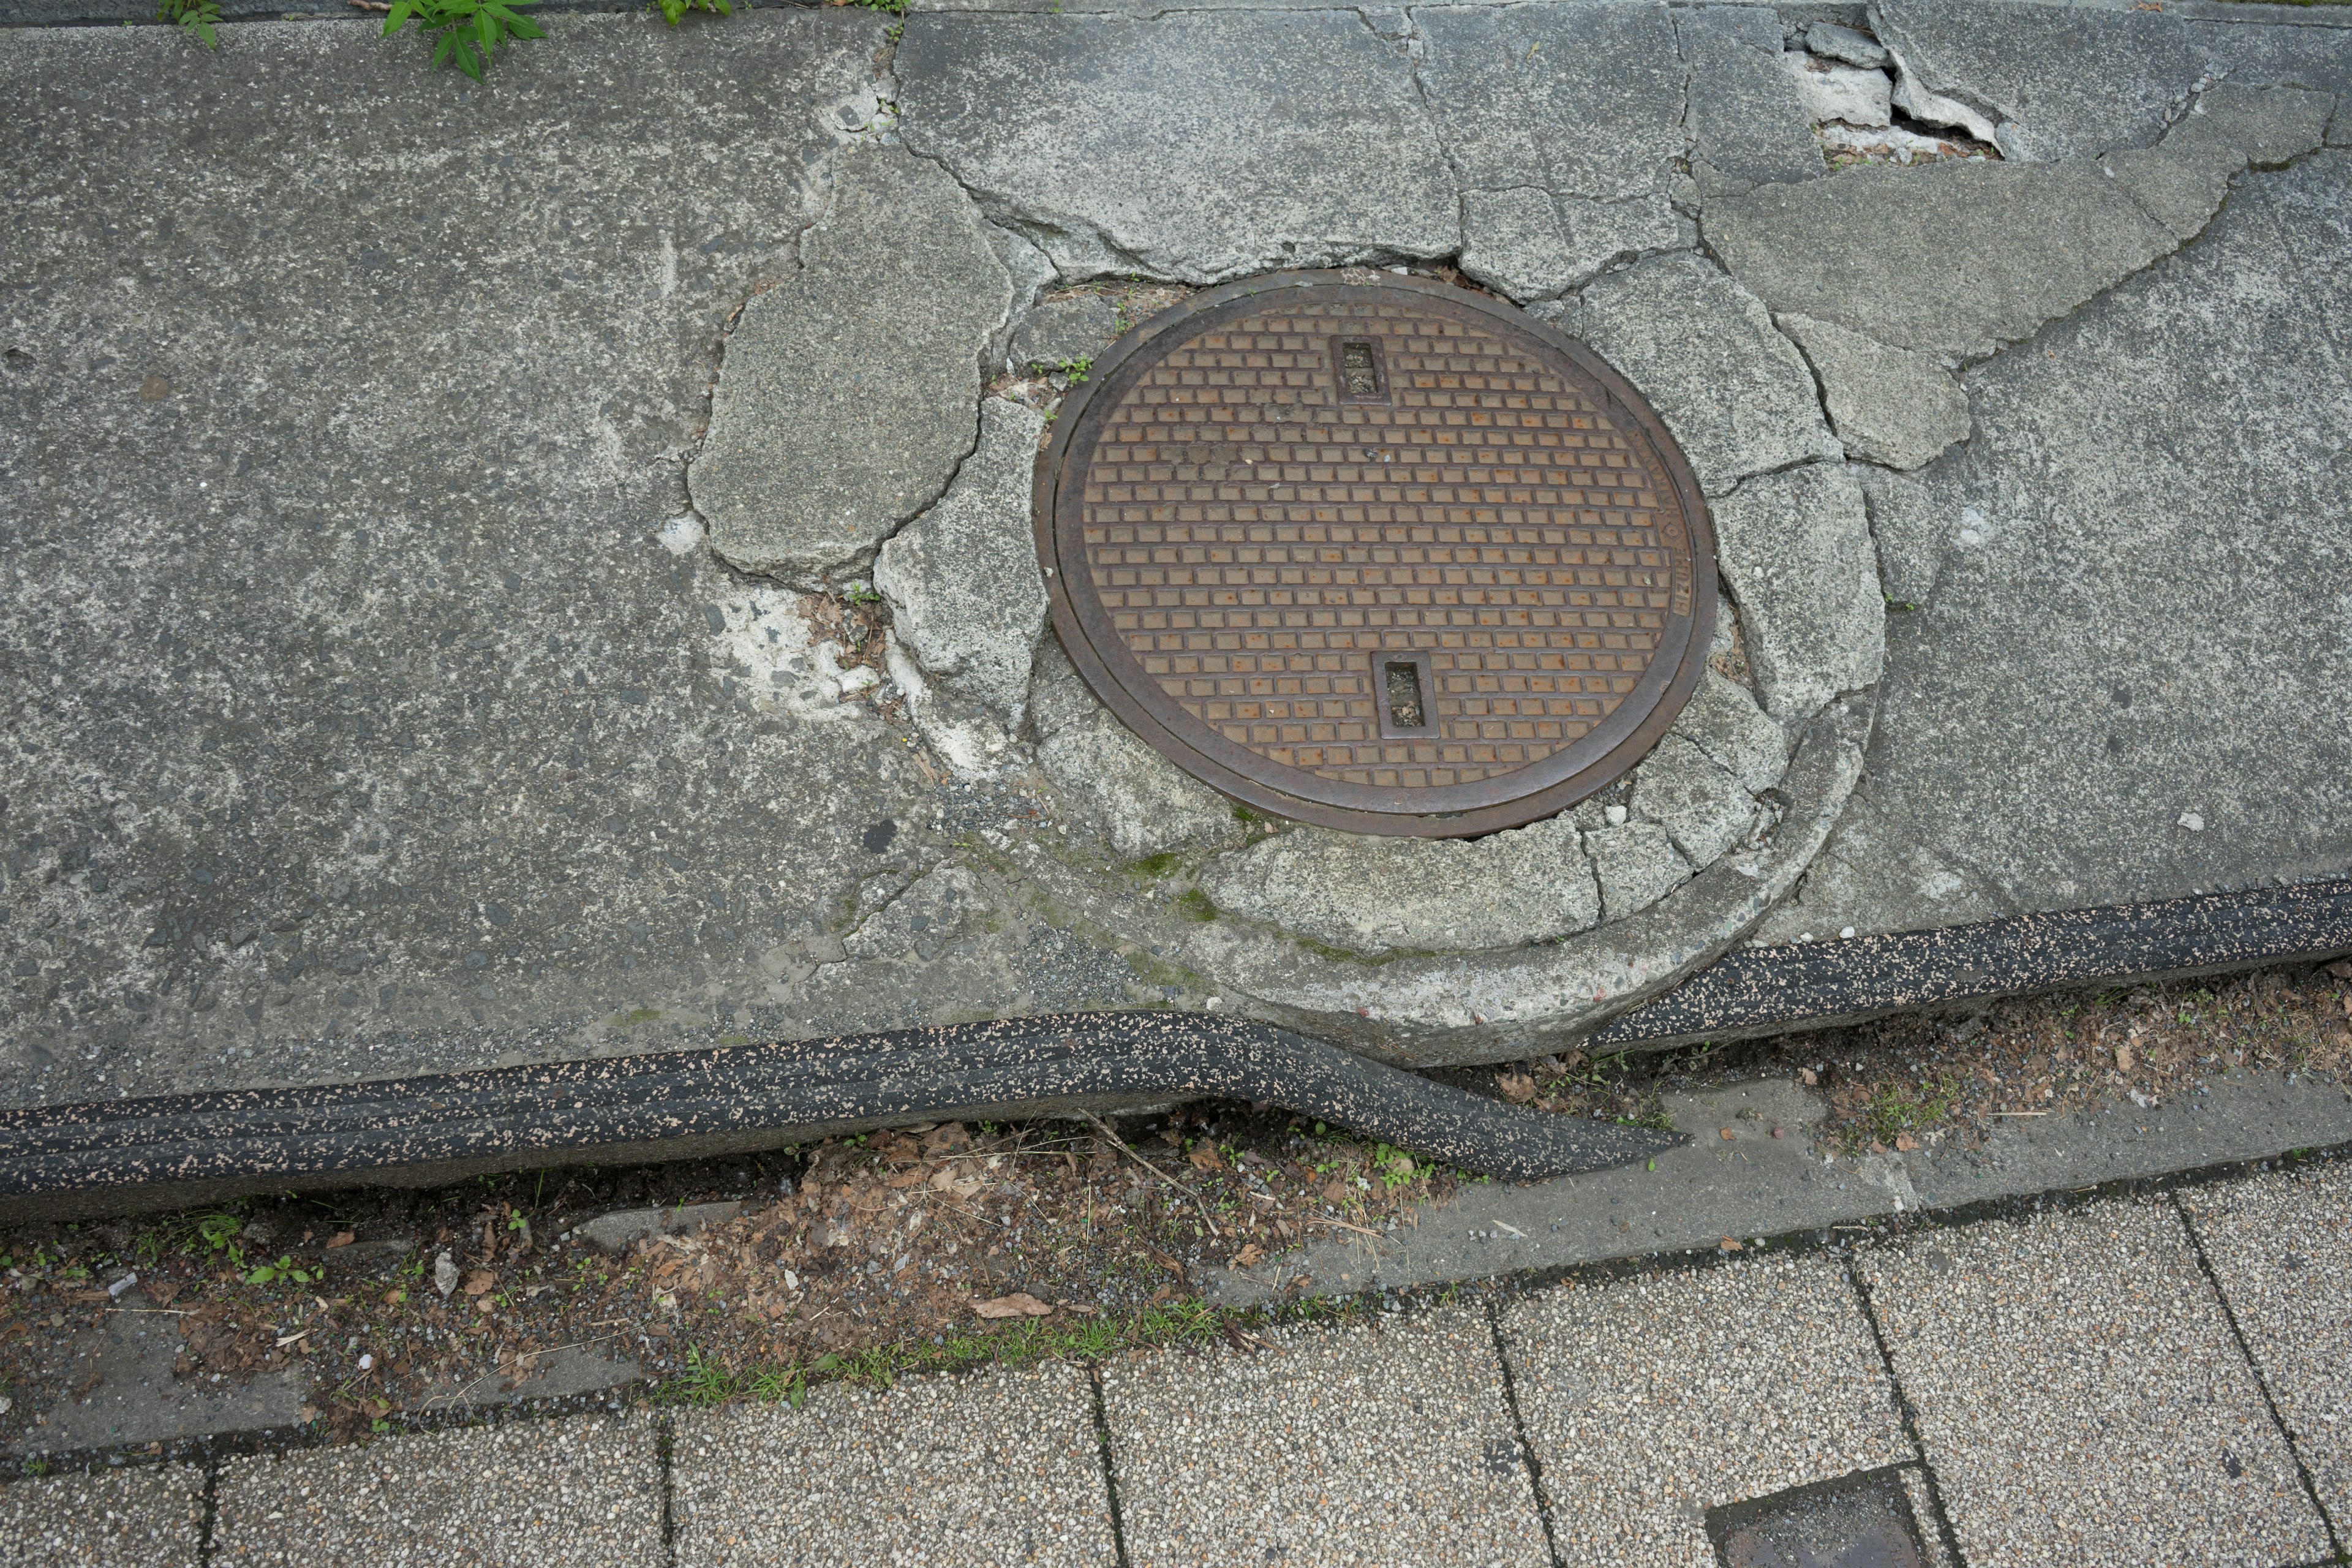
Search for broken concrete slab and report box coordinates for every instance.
[896,11,1456,282]
[1543,254,1841,496]
[1197,815,1599,957]
[1009,296,1120,372]
[1585,821,1694,926]
[2102,82,2335,241]
[1778,313,1972,470]
[1670,668,1794,799]
[1629,734,1758,870]
[1711,465,1886,728]
[1417,3,1688,297]
[1706,159,2182,359]
[874,398,1050,728]
[692,145,1011,586]
[1758,151,2352,943]
[1806,20,1887,72]
[1782,53,1893,129]
[1680,6,1828,196]
[571,1200,745,1255]
[1027,641,1248,862]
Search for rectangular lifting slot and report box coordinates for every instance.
[1331,336,1390,403]
[1373,650,1438,739]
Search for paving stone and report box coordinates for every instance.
[2180,1164,2352,1525]
[1764,151,2352,942]
[1198,813,1599,956]
[1500,1253,1912,1567]
[1669,668,1792,798]
[1857,1199,2331,1567]
[1680,7,1827,196]
[897,12,1455,283]
[1710,464,1885,728]
[1101,1307,1549,1568]
[1547,254,1839,497]
[875,398,1050,728]
[693,145,1011,586]
[1629,733,1757,870]
[670,1361,1113,1567]
[0,1463,204,1568]
[1419,3,1687,298]
[213,1411,663,1566]
[1776,314,1971,472]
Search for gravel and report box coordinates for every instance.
[1499,1252,1911,1567]
[669,1360,1114,1567]
[1099,1306,1549,1568]
[210,1411,662,1566]
[2180,1161,2352,1525]
[0,1462,204,1568]
[1858,1197,2332,1567]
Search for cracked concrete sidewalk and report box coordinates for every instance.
[6,1148,2348,1567]
[2,0,2349,1130]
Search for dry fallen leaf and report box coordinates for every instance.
[1188,1144,1225,1173]
[1232,1243,1265,1267]
[2117,1044,2136,1071]
[1798,1068,1819,1087]
[462,1270,496,1297]
[1894,1133,1920,1153]
[1719,1128,1736,1141]
[973,1292,1054,1320]
[1322,1179,1352,1205]
[1719,1237,1743,1253]
[1498,1071,1536,1104]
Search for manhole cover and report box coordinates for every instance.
[1036,272,1716,838]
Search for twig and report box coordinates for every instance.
[1989,1110,2049,1117]
[1303,1216,1387,1241]
[1076,1110,1221,1237]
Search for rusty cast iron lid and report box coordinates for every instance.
[1034,272,1716,839]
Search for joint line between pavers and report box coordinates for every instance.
[1839,1253,1972,1568]
[1482,1297,1569,1568]
[2168,1188,2350,1562]
[1087,1362,1139,1568]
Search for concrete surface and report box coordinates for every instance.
[669,1362,1115,1567]
[1,0,2348,1128]
[0,1463,204,1568]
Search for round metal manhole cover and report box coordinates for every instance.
[1035,272,1717,839]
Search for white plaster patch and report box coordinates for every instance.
[707,586,872,726]
[658,513,706,556]
[886,643,1009,779]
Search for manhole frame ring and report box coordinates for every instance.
[1033,269,1719,840]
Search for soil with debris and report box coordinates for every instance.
[1,961,2343,1459]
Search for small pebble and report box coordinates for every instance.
[1772,1127,1785,1139]
[1839,926,1856,939]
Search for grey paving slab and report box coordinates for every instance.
[1755,149,2352,944]
[1678,4,1827,196]
[1099,1306,1549,1568]
[895,12,1457,284]
[1858,1199,2330,1567]
[2180,1163,2352,1527]
[1499,1252,1912,1567]
[211,1411,663,1566]
[669,1361,1115,1567]
[0,1463,204,1568]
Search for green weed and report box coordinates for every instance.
[652,0,728,23]
[382,0,545,81]
[246,1254,315,1287]
[157,0,219,49]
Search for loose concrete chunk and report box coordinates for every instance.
[1,1463,204,1568]
[984,221,1060,372]
[874,398,1050,726]
[2182,1167,2352,1524]
[1706,160,2176,360]
[1102,1310,1550,1568]
[1629,732,1756,868]
[1030,643,1245,861]
[1713,465,1885,726]
[1502,1254,1910,1566]
[1669,668,1790,797]
[1806,21,1887,70]
[1860,1200,2332,1566]
[897,12,1455,283]
[1777,313,1970,471]
[1583,819,1692,924]
[1556,254,1839,496]
[214,1412,664,1567]
[1011,296,1120,371]
[1782,54,1893,129]
[671,1362,1114,1567]
[692,146,1011,585]
[573,1200,744,1254]
[1199,814,1598,956]
[1680,7,1826,196]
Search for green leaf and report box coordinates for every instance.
[455,38,484,78]
[507,13,543,37]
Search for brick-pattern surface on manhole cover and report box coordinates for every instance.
[1037,272,1716,836]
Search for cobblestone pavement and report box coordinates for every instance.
[6,1156,2344,1567]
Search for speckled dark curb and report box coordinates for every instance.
[1589,876,2352,1050]
[0,1014,1683,1219]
